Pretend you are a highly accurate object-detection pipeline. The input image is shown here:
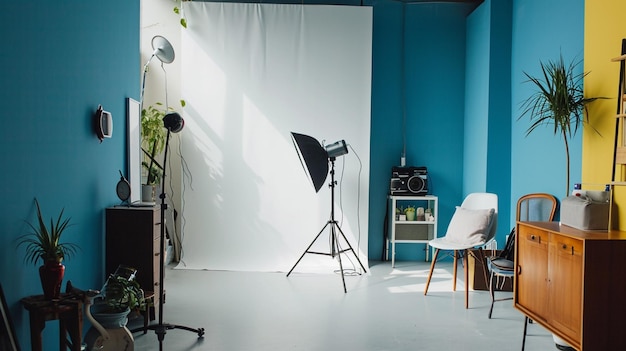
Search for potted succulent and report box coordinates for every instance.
[17,198,79,299]
[519,54,605,196]
[91,265,146,329]
[404,206,416,221]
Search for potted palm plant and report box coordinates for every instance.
[17,198,79,299]
[519,54,604,196]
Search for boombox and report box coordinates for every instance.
[390,166,428,196]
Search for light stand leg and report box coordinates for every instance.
[333,221,367,272]
[131,129,205,345]
[331,223,348,293]
[287,222,330,277]
[286,158,367,292]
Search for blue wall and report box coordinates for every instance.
[510,0,584,218]
[0,0,139,348]
[0,0,585,347]
[369,2,477,261]
[464,0,512,244]
[369,0,404,260]
[369,0,584,261]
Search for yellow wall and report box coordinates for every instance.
[584,0,626,229]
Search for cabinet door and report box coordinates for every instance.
[548,233,583,343]
[105,207,160,292]
[516,224,549,321]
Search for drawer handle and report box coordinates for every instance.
[530,235,535,240]
[562,244,567,249]
[517,266,522,275]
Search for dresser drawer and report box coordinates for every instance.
[549,234,583,258]
[518,224,548,249]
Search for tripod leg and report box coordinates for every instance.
[332,224,348,293]
[171,324,205,337]
[287,222,331,276]
[334,222,367,272]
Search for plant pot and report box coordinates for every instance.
[142,184,156,203]
[405,210,416,221]
[39,261,65,300]
[91,303,131,329]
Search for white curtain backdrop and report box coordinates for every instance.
[177,2,372,273]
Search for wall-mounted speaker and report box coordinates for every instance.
[95,104,113,142]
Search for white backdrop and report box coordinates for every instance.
[177,2,372,273]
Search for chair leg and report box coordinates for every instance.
[475,248,489,287]
[424,248,440,295]
[452,250,458,291]
[488,270,495,319]
[463,249,469,309]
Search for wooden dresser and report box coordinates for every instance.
[105,206,161,318]
[515,221,626,350]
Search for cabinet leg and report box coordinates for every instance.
[522,316,528,351]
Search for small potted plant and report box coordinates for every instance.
[141,101,185,201]
[395,207,405,221]
[404,206,416,221]
[91,265,146,329]
[17,198,79,299]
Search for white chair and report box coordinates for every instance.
[423,192,498,309]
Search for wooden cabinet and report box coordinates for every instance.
[516,225,548,320]
[548,233,583,341]
[515,221,626,350]
[105,206,161,317]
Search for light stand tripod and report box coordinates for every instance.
[286,157,367,293]
[133,114,205,350]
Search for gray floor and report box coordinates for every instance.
[128,260,557,351]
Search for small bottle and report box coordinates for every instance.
[572,183,583,197]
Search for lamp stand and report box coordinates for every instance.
[132,129,205,350]
[286,158,367,293]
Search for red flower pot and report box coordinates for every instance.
[39,261,65,299]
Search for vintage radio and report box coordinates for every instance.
[390,166,428,196]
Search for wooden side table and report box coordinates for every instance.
[20,294,83,351]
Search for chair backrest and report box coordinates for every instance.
[499,193,558,260]
[461,192,499,242]
[517,193,558,222]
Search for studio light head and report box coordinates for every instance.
[163,112,184,133]
[325,140,348,159]
[291,132,348,193]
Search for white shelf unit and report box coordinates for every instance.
[386,195,438,267]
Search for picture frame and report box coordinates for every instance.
[127,97,142,204]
